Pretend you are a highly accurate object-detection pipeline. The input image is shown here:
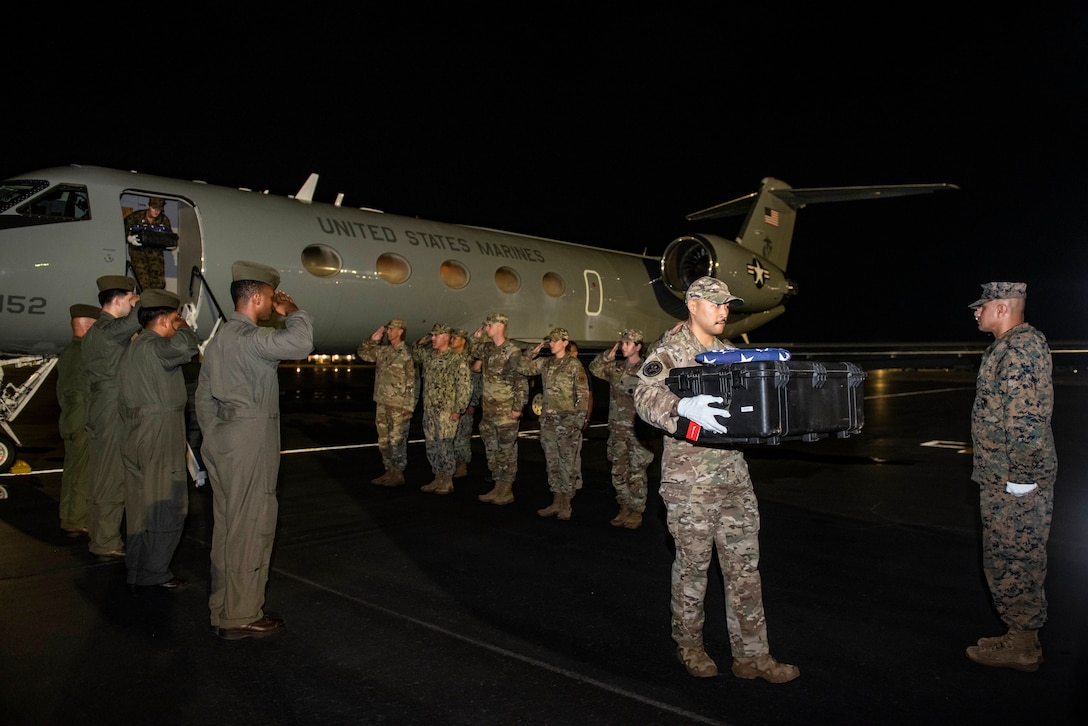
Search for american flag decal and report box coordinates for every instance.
[764,207,780,227]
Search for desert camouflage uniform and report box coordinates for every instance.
[357,338,418,473]
[452,340,482,465]
[634,322,773,657]
[972,322,1057,631]
[473,336,528,482]
[520,354,590,496]
[413,343,471,475]
[124,208,171,290]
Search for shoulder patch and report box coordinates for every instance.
[642,360,663,378]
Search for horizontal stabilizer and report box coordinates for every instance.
[687,182,958,222]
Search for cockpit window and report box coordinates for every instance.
[0,179,50,213]
[14,184,91,221]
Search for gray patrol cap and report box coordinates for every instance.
[685,276,744,307]
[485,312,509,325]
[231,260,281,289]
[387,318,407,330]
[968,282,1027,309]
[430,323,452,335]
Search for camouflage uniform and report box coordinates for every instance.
[357,336,418,475]
[590,351,653,516]
[124,207,171,290]
[520,350,590,497]
[451,333,482,468]
[634,322,774,658]
[473,336,528,484]
[413,338,472,477]
[971,321,1056,631]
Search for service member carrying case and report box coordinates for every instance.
[666,359,866,445]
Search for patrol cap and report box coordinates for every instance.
[430,323,452,335]
[619,328,644,343]
[685,276,744,307]
[231,260,281,289]
[140,289,180,310]
[968,282,1027,309]
[485,312,509,325]
[387,318,407,330]
[69,304,101,320]
[148,196,166,209]
[547,327,569,341]
[96,275,136,293]
[450,328,469,339]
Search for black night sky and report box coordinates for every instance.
[5,8,1086,343]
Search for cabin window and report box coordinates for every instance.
[542,272,565,298]
[376,253,411,284]
[440,260,469,289]
[495,266,521,294]
[302,244,343,278]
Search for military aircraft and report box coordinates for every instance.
[0,165,956,471]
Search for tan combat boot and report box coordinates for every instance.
[966,629,1043,672]
[382,468,405,487]
[537,492,561,517]
[556,492,573,520]
[623,508,643,529]
[478,481,501,502]
[490,480,514,505]
[421,475,441,493]
[610,504,630,527]
[731,654,800,683]
[677,644,718,677]
[370,468,391,485]
[454,461,468,478]
[432,473,455,495]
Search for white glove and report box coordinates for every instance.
[676,394,730,434]
[180,302,198,332]
[127,234,141,246]
[1005,482,1038,497]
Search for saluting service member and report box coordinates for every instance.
[449,328,481,479]
[357,319,418,487]
[197,261,314,640]
[412,324,472,495]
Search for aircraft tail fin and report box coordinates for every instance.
[293,173,320,204]
[686,178,958,271]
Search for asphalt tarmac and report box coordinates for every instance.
[1,361,1084,725]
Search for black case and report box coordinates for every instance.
[665,360,866,445]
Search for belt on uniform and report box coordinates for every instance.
[215,404,278,421]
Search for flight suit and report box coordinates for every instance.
[196,309,314,630]
[57,335,90,533]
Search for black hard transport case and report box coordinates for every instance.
[665,360,866,445]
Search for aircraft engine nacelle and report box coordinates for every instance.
[659,233,797,313]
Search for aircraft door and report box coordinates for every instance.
[583,269,602,316]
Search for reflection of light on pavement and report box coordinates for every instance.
[921,439,971,454]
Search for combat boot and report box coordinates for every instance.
[478,481,501,502]
[370,468,391,485]
[490,480,514,505]
[610,504,630,527]
[731,654,800,683]
[622,508,643,529]
[382,468,405,487]
[677,644,718,677]
[966,629,1043,672]
[432,473,455,495]
[454,461,468,479]
[421,476,441,493]
[537,492,561,517]
[556,492,573,520]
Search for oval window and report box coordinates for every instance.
[301,244,343,278]
[440,259,469,289]
[542,271,565,298]
[376,253,411,284]
[495,266,521,293]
